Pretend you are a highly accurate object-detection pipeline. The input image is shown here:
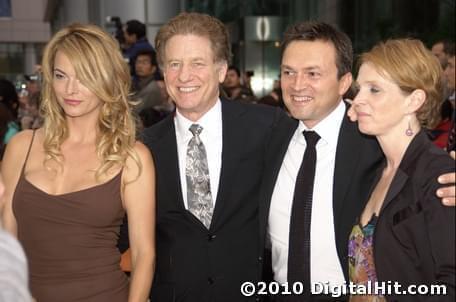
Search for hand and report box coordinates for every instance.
[345,99,358,122]
[437,151,455,206]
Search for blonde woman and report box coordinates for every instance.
[1,24,155,302]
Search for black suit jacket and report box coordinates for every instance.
[258,102,384,282]
[374,131,455,301]
[142,99,287,302]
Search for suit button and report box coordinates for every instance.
[258,256,263,261]
[208,234,216,241]
[208,277,214,284]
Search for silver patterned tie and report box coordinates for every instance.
[186,124,214,228]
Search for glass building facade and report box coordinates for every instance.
[1,0,454,94]
[184,0,455,96]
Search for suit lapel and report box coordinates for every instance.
[379,131,427,212]
[153,116,186,211]
[333,112,363,224]
[210,100,246,229]
[380,169,408,212]
[259,117,298,237]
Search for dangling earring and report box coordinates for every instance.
[405,116,413,136]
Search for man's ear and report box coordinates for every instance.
[406,89,426,114]
[338,72,353,96]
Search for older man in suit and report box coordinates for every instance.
[142,12,286,302]
[258,21,455,302]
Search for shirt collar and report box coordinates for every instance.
[174,98,222,140]
[295,100,346,150]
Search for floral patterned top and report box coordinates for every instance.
[348,215,386,302]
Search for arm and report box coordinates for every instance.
[437,151,455,206]
[122,142,156,302]
[423,167,455,299]
[0,173,4,200]
[1,131,33,234]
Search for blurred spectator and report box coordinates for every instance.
[0,103,19,159]
[0,79,20,158]
[0,172,32,302]
[431,40,448,67]
[0,226,32,302]
[430,99,453,149]
[17,75,43,130]
[257,79,285,108]
[242,70,254,92]
[123,20,156,78]
[132,49,172,114]
[0,79,19,118]
[24,74,40,96]
[444,42,455,151]
[20,93,42,130]
[430,41,455,151]
[222,66,256,103]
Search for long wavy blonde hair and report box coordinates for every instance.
[40,23,140,179]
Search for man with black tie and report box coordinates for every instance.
[142,12,285,302]
[258,21,455,302]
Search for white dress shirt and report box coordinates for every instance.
[268,100,346,288]
[174,99,223,208]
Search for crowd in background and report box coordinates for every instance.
[1,20,454,163]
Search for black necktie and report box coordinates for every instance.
[287,130,321,296]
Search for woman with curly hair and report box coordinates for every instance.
[1,23,155,302]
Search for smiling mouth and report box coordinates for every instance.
[178,86,199,93]
[291,95,313,103]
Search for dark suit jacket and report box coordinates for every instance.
[374,131,455,301]
[258,102,384,282]
[142,99,287,302]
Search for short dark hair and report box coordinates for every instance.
[0,78,18,117]
[281,21,353,79]
[126,20,146,39]
[227,65,240,77]
[136,49,158,67]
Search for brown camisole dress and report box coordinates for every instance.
[12,132,129,301]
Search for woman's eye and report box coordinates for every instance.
[370,87,380,93]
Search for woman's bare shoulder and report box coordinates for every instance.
[3,129,45,169]
[122,141,154,182]
[5,129,39,155]
[132,141,153,160]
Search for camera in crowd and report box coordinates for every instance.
[106,16,125,46]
